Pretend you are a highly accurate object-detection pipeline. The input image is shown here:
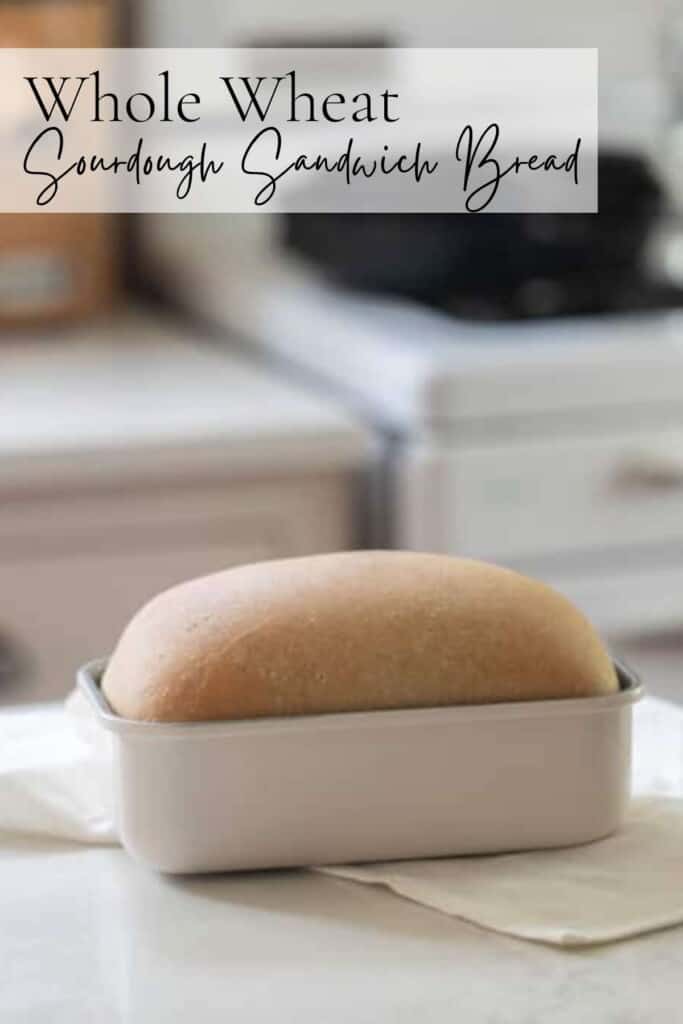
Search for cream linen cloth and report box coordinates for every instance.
[0,692,682,946]
[0,693,115,845]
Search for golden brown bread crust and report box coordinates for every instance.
[101,551,619,722]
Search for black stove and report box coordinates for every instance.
[284,150,683,323]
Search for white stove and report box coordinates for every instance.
[158,252,683,635]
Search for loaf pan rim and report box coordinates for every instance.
[78,658,643,740]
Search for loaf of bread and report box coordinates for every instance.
[101,551,618,722]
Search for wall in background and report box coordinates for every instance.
[140,0,665,74]
[139,0,669,151]
[137,0,671,284]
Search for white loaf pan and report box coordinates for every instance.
[79,659,642,874]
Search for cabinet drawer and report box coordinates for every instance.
[0,473,358,703]
[399,430,683,560]
[0,539,276,706]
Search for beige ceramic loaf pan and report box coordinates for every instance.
[79,658,641,874]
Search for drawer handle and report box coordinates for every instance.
[615,447,683,491]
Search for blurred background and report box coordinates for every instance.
[3,0,683,704]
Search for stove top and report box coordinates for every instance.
[215,266,683,430]
[441,272,683,322]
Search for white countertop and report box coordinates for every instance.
[2,691,683,1024]
[4,834,683,1024]
[0,308,370,488]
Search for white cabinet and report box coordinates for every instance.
[0,474,356,704]
[395,433,683,635]
[0,312,370,703]
[398,430,683,562]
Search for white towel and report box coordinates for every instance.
[0,696,115,845]
[0,693,682,946]
[320,796,683,946]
